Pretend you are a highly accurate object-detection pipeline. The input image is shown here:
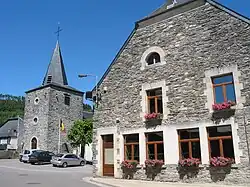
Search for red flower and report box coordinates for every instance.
[145,159,164,167]
[210,157,234,167]
[212,101,234,111]
[144,113,161,120]
[121,160,138,169]
[178,158,201,167]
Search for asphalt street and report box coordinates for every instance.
[0,159,100,187]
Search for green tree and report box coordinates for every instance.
[0,94,25,126]
[67,119,93,158]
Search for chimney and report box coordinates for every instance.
[167,0,179,9]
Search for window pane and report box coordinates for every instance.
[124,134,139,143]
[226,84,236,102]
[134,144,140,162]
[213,75,233,84]
[104,148,114,164]
[223,139,235,159]
[181,142,189,159]
[157,144,164,161]
[155,89,162,96]
[157,97,163,114]
[180,130,189,139]
[192,142,201,159]
[210,140,220,157]
[147,54,154,65]
[147,89,162,96]
[147,52,160,65]
[103,135,113,142]
[147,132,163,142]
[214,86,224,103]
[125,145,132,160]
[179,128,199,140]
[208,126,232,137]
[149,98,156,113]
[148,144,155,160]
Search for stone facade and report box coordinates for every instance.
[92,1,250,185]
[23,86,83,153]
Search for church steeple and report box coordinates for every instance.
[42,41,68,86]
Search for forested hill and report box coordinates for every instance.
[0,94,25,126]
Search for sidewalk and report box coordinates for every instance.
[84,177,249,187]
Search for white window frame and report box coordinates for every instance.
[140,80,169,121]
[204,65,245,113]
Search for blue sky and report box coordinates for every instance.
[0,0,249,100]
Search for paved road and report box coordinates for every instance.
[0,159,100,187]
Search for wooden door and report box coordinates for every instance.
[103,135,114,176]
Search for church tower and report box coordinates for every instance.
[23,41,83,153]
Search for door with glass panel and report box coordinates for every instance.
[103,135,114,176]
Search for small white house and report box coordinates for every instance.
[0,117,24,152]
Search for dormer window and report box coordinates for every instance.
[147,52,161,65]
[47,75,52,84]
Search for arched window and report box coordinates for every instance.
[147,52,161,65]
[31,137,37,149]
[140,46,166,70]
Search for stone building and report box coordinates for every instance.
[92,0,250,184]
[23,41,83,153]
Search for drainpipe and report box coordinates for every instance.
[243,108,250,165]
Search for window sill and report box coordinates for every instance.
[141,61,166,71]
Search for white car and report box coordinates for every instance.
[51,153,86,167]
[21,149,40,163]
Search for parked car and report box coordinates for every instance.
[21,149,40,163]
[29,151,55,165]
[51,153,86,167]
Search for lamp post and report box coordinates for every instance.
[78,74,98,108]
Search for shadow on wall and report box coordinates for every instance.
[178,166,200,180]
[209,166,232,182]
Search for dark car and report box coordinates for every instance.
[29,151,55,165]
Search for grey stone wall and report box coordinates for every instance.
[24,87,50,151]
[24,86,83,153]
[47,86,83,153]
[123,164,250,184]
[93,3,250,184]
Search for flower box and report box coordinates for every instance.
[212,101,235,111]
[145,159,164,180]
[210,157,234,167]
[121,160,138,179]
[178,158,201,167]
[144,113,163,120]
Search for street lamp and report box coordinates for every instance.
[78,74,98,108]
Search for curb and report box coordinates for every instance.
[82,177,118,187]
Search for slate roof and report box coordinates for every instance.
[26,41,83,94]
[148,0,192,18]
[0,118,23,138]
[42,41,68,86]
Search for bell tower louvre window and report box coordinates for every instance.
[47,75,52,84]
